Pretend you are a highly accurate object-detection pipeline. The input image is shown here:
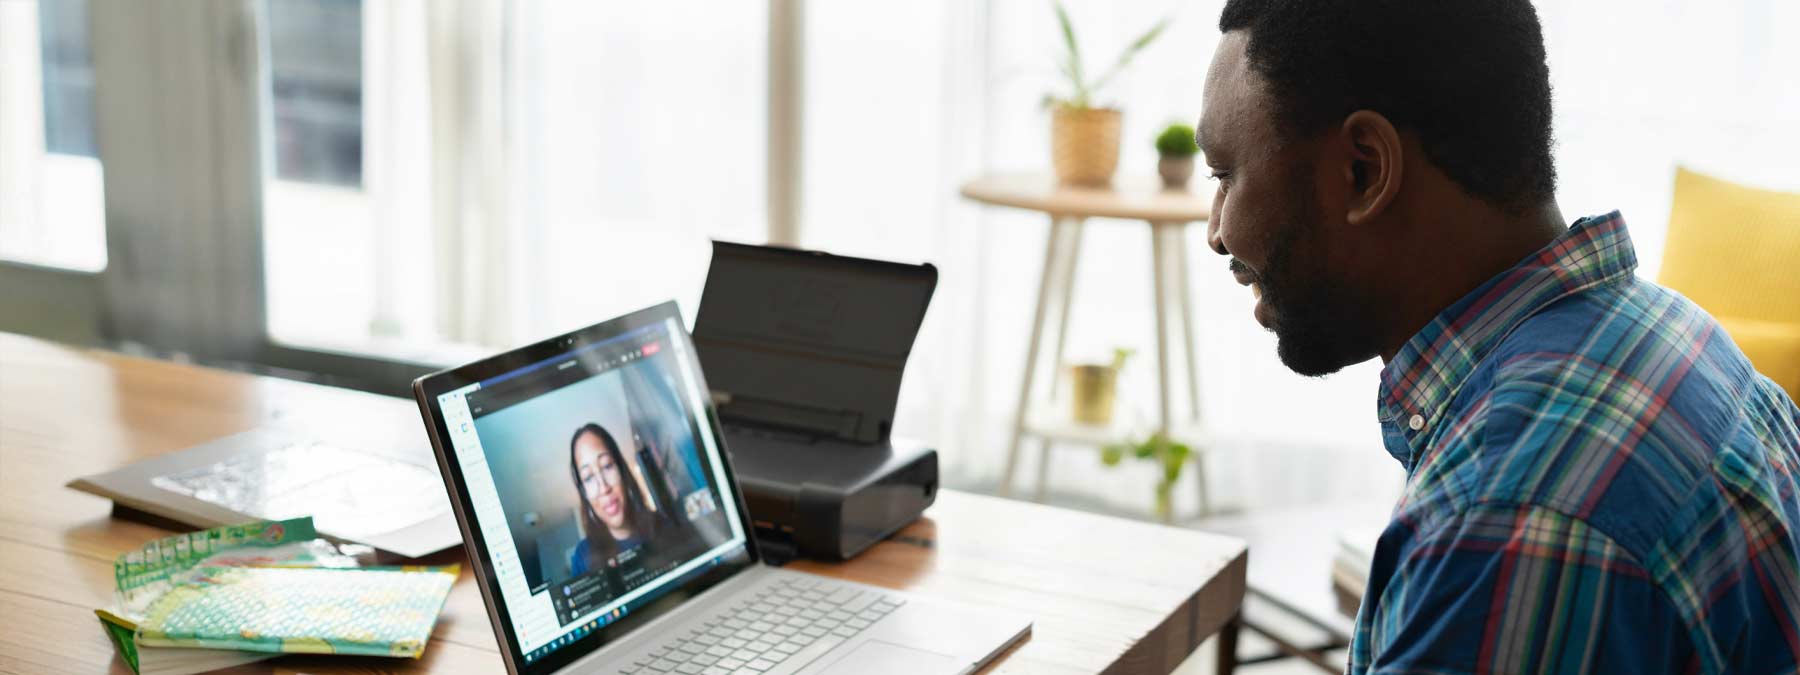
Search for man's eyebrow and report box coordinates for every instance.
[1194,125,1212,153]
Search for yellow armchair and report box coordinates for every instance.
[1658,167,1800,399]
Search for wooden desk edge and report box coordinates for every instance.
[1105,546,1248,675]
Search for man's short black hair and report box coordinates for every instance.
[1220,0,1556,212]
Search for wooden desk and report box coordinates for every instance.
[0,332,1247,674]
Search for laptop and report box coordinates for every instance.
[413,301,1032,675]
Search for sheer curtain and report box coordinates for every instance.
[499,3,768,343]
[261,1,768,358]
[790,0,1800,516]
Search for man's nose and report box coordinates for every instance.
[1207,210,1228,257]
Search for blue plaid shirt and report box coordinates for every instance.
[1349,213,1800,674]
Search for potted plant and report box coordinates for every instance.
[1045,3,1170,186]
[1155,123,1198,189]
[1069,348,1133,425]
[1100,433,1193,522]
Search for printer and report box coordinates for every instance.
[692,242,939,562]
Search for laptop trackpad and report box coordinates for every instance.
[819,641,958,675]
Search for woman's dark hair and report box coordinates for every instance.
[569,422,658,567]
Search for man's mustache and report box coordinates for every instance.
[1229,258,1258,281]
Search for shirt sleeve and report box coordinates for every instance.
[1366,503,1696,675]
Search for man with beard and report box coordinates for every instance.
[1198,1,1800,673]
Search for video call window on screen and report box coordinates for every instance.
[466,327,734,626]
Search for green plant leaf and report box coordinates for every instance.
[1155,123,1198,157]
[1168,442,1191,465]
[1100,444,1124,466]
[1163,442,1191,483]
[1132,441,1156,460]
[1087,16,1170,98]
[1110,347,1135,372]
[1053,2,1088,107]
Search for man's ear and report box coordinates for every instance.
[1340,110,1403,225]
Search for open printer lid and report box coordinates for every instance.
[692,241,937,444]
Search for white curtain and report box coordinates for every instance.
[89,0,269,363]
[497,3,769,343]
[428,0,515,347]
[263,1,772,356]
[0,2,46,251]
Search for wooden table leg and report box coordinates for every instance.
[1047,217,1086,400]
[1172,223,1210,516]
[1174,223,1202,422]
[1218,612,1242,675]
[1149,222,1177,519]
[1001,216,1073,498]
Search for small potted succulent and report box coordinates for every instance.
[1045,3,1170,186]
[1155,123,1198,189]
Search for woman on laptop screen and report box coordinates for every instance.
[567,422,664,575]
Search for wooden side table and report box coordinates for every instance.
[960,173,1214,515]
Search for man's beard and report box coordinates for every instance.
[1256,194,1379,377]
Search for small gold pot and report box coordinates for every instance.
[1069,364,1120,425]
[1052,107,1122,187]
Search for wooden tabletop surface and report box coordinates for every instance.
[960,173,1213,223]
[0,332,1245,674]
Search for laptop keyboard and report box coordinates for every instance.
[618,576,904,675]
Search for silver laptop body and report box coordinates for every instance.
[414,302,1030,675]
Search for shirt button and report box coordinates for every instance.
[1408,414,1425,431]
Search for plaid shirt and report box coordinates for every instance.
[1349,212,1800,674]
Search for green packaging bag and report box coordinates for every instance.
[97,517,457,673]
[134,564,457,657]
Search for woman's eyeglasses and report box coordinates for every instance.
[580,462,623,495]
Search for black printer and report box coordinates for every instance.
[692,242,939,562]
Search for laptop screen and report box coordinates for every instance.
[432,315,749,666]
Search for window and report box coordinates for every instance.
[0,0,106,272]
[267,0,363,187]
[262,0,440,356]
[38,0,97,158]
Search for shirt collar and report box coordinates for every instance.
[1376,211,1639,466]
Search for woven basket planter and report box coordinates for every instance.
[1052,107,1121,187]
